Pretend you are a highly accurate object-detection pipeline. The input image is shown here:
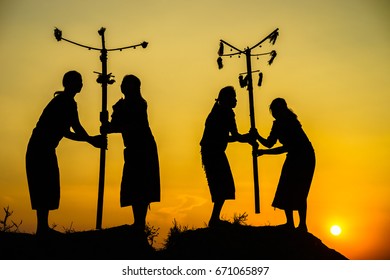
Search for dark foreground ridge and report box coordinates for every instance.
[0,224,347,260]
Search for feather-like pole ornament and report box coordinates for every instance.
[268,50,277,65]
[217,57,223,69]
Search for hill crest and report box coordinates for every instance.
[0,223,347,260]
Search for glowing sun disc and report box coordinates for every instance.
[330,225,342,236]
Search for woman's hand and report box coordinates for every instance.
[254,146,287,156]
[249,127,260,139]
[88,135,107,149]
[253,149,265,157]
[100,123,109,134]
[257,149,266,156]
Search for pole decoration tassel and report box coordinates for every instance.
[217,57,223,69]
[239,75,248,88]
[54,28,62,41]
[141,41,148,49]
[268,50,277,65]
[257,72,263,87]
[98,27,106,36]
[218,42,224,56]
[269,30,279,45]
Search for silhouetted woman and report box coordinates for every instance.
[26,70,105,237]
[200,86,251,227]
[104,75,160,229]
[254,98,315,231]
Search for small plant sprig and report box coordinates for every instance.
[163,219,190,249]
[145,223,159,246]
[62,222,76,234]
[232,212,249,226]
[0,206,23,233]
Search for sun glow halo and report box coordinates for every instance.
[330,225,342,236]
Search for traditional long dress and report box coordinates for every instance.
[110,97,160,207]
[26,93,78,210]
[267,117,315,210]
[200,102,238,202]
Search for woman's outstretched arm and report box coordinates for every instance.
[65,116,106,149]
[255,146,287,156]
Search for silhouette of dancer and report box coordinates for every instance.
[200,86,252,227]
[253,98,315,231]
[26,70,106,237]
[103,75,160,229]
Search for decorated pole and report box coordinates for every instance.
[96,28,109,230]
[217,28,279,213]
[244,48,261,213]
[53,27,148,229]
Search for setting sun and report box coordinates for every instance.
[330,225,342,236]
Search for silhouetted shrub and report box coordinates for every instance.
[145,223,159,246]
[0,206,22,233]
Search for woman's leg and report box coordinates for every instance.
[297,201,308,231]
[209,199,224,226]
[36,209,49,235]
[132,202,148,229]
[284,209,295,229]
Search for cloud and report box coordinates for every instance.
[152,194,208,222]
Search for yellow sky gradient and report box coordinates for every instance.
[1,0,389,259]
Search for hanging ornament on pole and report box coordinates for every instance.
[216,28,279,214]
[53,27,149,229]
[258,72,263,87]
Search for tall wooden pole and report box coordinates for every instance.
[245,48,260,214]
[96,28,108,230]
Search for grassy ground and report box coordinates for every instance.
[0,222,347,260]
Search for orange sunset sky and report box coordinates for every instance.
[0,0,389,260]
